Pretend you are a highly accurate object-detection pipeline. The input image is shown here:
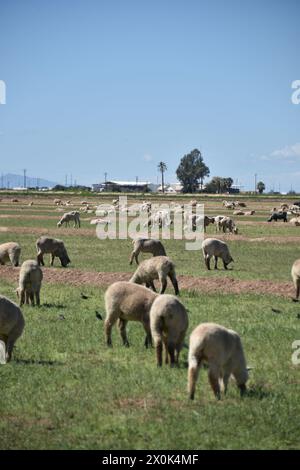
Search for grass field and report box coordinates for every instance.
[0,193,300,450]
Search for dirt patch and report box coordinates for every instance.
[0,265,294,298]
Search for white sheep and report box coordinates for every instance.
[57,211,80,228]
[291,259,300,301]
[0,295,25,362]
[290,217,300,226]
[16,260,43,306]
[104,281,157,347]
[129,238,167,265]
[36,236,71,267]
[188,322,249,400]
[218,216,238,234]
[0,242,21,267]
[202,238,234,270]
[130,256,179,295]
[150,294,188,367]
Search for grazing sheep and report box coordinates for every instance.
[218,216,238,234]
[130,256,179,295]
[16,260,43,306]
[233,210,245,216]
[57,211,80,228]
[290,217,300,226]
[291,259,300,301]
[214,215,225,232]
[184,215,215,233]
[0,242,21,267]
[28,201,34,206]
[150,295,188,367]
[36,236,71,267]
[130,238,166,265]
[53,198,62,206]
[104,281,157,347]
[0,295,25,362]
[202,238,234,270]
[280,203,289,210]
[267,211,287,222]
[188,323,248,400]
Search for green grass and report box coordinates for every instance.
[0,195,300,449]
[0,281,299,450]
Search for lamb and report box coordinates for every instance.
[0,295,25,362]
[291,259,300,301]
[202,238,234,270]
[0,242,21,267]
[267,211,287,222]
[57,211,80,228]
[16,260,43,306]
[130,256,179,295]
[218,216,238,234]
[233,210,245,216]
[188,323,249,400]
[129,238,167,265]
[104,281,157,347]
[150,295,188,367]
[36,236,71,267]
[290,217,300,226]
[184,215,215,233]
[214,215,225,232]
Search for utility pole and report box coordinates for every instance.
[70,174,73,187]
[104,172,107,183]
[23,169,27,188]
[65,175,68,187]
[254,173,257,194]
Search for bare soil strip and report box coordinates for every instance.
[0,265,294,298]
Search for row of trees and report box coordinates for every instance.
[158,149,266,194]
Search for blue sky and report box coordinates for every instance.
[0,0,299,191]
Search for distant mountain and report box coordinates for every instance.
[0,173,59,189]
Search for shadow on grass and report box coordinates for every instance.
[42,303,67,309]
[14,358,64,366]
[245,384,274,400]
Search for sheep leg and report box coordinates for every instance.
[168,272,179,295]
[167,342,176,367]
[222,259,228,270]
[163,338,169,364]
[143,321,152,348]
[188,361,201,400]
[156,339,163,367]
[104,318,117,347]
[205,255,211,270]
[30,292,35,306]
[35,291,40,306]
[147,281,157,292]
[296,280,300,300]
[37,253,44,266]
[208,365,221,400]
[6,338,16,362]
[118,319,129,347]
[50,254,55,266]
[25,292,30,305]
[159,274,168,294]
[20,290,25,306]
[214,256,218,269]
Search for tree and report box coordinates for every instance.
[257,181,265,194]
[205,176,233,194]
[158,162,167,193]
[176,149,210,193]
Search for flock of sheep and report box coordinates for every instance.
[0,196,300,401]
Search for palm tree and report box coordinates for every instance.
[158,162,167,193]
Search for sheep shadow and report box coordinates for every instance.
[245,384,274,400]
[42,303,67,309]
[14,358,64,366]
